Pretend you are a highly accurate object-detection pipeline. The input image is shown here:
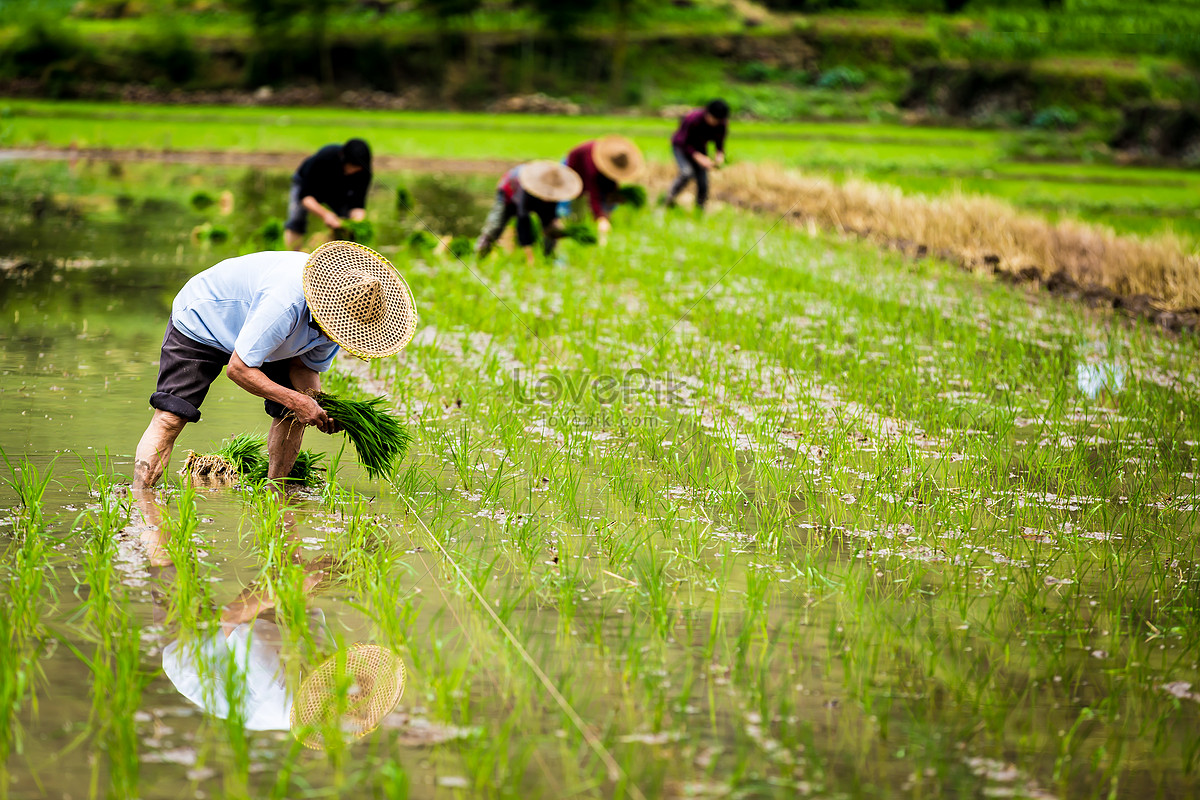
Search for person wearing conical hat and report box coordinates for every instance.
[561,135,645,247]
[664,99,730,212]
[131,241,417,494]
[475,160,583,266]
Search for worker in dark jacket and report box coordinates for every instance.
[664,99,730,212]
[562,135,645,247]
[284,139,372,251]
[475,161,582,265]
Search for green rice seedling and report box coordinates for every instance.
[448,236,474,259]
[181,433,267,482]
[246,448,327,486]
[563,221,598,245]
[1,451,55,539]
[407,229,438,252]
[336,219,375,245]
[309,392,412,480]
[258,216,285,246]
[618,185,648,209]
[192,221,230,243]
[190,190,216,211]
[395,186,414,215]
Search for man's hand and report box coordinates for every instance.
[597,216,612,247]
[714,151,726,167]
[291,394,337,434]
[694,153,714,169]
[323,212,344,231]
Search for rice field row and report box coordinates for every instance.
[1,157,1199,796]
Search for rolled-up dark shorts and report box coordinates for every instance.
[284,179,308,235]
[149,320,294,423]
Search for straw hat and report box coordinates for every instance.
[592,136,645,184]
[519,160,583,202]
[303,241,418,360]
[290,644,407,750]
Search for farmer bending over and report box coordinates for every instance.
[285,139,373,251]
[131,241,417,494]
[475,161,582,265]
[664,99,730,212]
[562,136,645,247]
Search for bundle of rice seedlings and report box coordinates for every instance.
[448,236,474,259]
[618,184,648,209]
[258,217,285,246]
[564,221,598,245]
[309,392,412,480]
[180,433,266,483]
[246,448,327,486]
[191,221,230,244]
[190,190,216,211]
[396,186,414,214]
[407,230,438,252]
[181,434,325,486]
[335,219,375,245]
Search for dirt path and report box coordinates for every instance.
[0,146,513,175]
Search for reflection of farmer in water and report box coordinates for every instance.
[560,136,645,247]
[474,161,582,265]
[130,241,417,498]
[161,559,332,731]
[144,524,405,744]
[285,139,373,252]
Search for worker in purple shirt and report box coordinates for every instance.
[664,99,730,212]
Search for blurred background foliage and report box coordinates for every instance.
[1,0,1199,160]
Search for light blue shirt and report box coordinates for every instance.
[171,251,339,372]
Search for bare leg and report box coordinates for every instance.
[134,409,188,490]
[284,229,305,251]
[267,416,305,485]
[130,487,173,567]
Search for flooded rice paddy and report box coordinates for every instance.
[2,157,1200,799]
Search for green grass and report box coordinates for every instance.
[4,99,1198,239]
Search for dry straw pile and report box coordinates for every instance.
[648,162,1200,314]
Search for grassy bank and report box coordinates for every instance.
[2,0,1197,140]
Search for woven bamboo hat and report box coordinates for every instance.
[519,160,583,202]
[290,644,407,750]
[303,241,418,360]
[592,136,645,184]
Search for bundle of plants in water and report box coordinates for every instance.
[447,236,474,259]
[618,184,648,209]
[247,448,326,486]
[308,392,412,480]
[335,219,375,245]
[564,221,598,245]
[181,434,326,486]
[258,217,285,247]
[407,229,438,252]
[181,433,266,482]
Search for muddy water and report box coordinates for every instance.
[7,157,1200,800]
[0,163,450,798]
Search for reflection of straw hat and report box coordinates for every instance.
[303,241,418,360]
[519,160,583,202]
[290,644,407,750]
[592,136,645,184]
